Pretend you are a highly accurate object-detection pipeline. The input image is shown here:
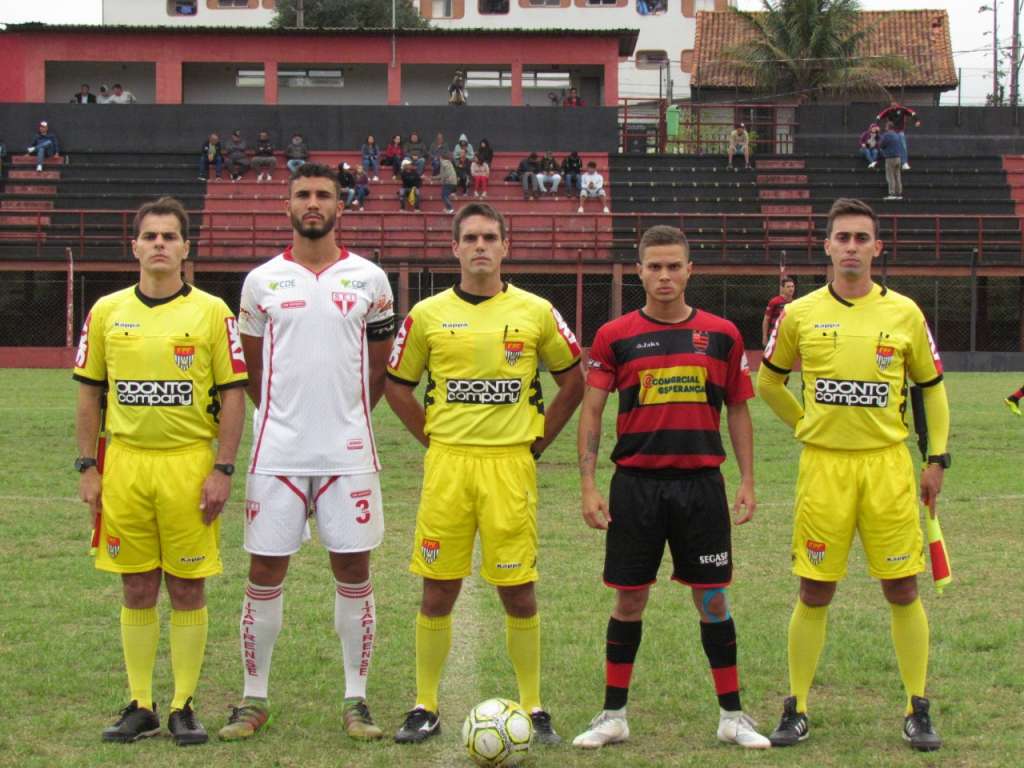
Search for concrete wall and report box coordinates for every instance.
[179,63,389,105]
[0,103,619,152]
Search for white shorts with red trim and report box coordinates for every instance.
[243,472,384,556]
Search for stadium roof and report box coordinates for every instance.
[1,23,640,57]
[691,9,957,91]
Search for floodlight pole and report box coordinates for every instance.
[994,2,1000,105]
[1012,0,1022,106]
[297,0,304,28]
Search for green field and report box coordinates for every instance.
[0,370,1021,768]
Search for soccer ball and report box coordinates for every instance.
[462,698,532,767]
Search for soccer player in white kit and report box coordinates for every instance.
[219,164,396,742]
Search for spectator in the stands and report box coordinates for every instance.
[225,129,250,182]
[453,133,475,165]
[199,132,223,181]
[106,83,137,104]
[517,152,541,200]
[876,99,920,171]
[353,164,371,210]
[25,120,60,173]
[361,134,381,181]
[476,137,494,167]
[880,120,903,200]
[439,151,458,214]
[563,87,585,107]
[562,150,583,197]
[429,131,447,177]
[728,123,751,170]
[70,84,96,104]
[449,70,467,106]
[251,130,276,182]
[383,134,405,178]
[859,123,882,169]
[337,162,358,209]
[578,161,609,213]
[97,85,111,104]
[471,154,490,198]
[285,132,309,173]
[454,152,472,195]
[405,131,428,176]
[537,151,562,195]
[399,158,422,212]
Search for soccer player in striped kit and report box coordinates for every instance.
[574,225,770,750]
[219,164,396,741]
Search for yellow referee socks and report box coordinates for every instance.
[787,600,828,713]
[169,607,208,711]
[890,598,929,714]
[415,613,452,713]
[506,613,541,712]
[120,606,159,708]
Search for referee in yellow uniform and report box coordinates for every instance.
[757,198,950,752]
[386,202,584,745]
[74,197,247,745]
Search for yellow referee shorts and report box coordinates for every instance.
[792,442,924,582]
[410,442,538,586]
[94,440,222,579]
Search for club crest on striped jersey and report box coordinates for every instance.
[245,500,260,523]
[638,365,708,405]
[504,340,524,366]
[173,345,195,372]
[107,535,121,558]
[332,291,358,317]
[692,329,709,354]
[421,538,441,564]
[806,539,826,566]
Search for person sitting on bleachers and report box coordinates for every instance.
[578,161,609,213]
[354,164,371,211]
[251,130,276,182]
[225,129,250,182]
[199,132,223,181]
[454,153,471,195]
[859,123,882,169]
[337,162,358,209]
[517,152,541,200]
[537,151,562,195]
[285,132,309,173]
[406,131,428,175]
[563,87,585,107]
[439,151,458,214]
[429,132,447,178]
[383,134,406,178]
[399,158,422,212]
[562,150,583,197]
[471,155,490,198]
[728,123,751,170]
[477,138,494,169]
[25,120,60,173]
[361,134,381,181]
[106,83,137,105]
[70,84,96,104]
[452,134,475,166]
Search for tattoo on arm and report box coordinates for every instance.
[579,430,600,477]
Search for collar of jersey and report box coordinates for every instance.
[453,281,508,305]
[828,281,887,307]
[135,283,191,308]
[282,245,349,276]
[639,306,697,326]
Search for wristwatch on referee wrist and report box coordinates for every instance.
[74,456,98,473]
[926,453,951,469]
[213,463,235,477]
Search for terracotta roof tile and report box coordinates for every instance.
[691,9,957,90]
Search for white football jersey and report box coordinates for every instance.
[239,247,395,475]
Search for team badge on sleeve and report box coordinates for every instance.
[421,538,441,564]
[806,540,826,566]
[107,535,121,559]
[174,345,195,372]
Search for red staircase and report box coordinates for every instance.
[1,157,60,240]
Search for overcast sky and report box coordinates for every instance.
[0,0,1007,103]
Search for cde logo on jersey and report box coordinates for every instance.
[446,378,522,405]
[116,379,193,406]
[814,378,888,407]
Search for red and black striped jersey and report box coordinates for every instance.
[587,308,753,471]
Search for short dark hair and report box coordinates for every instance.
[288,162,341,197]
[638,225,689,262]
[781,275,796,286]
[452,202,508,242]
[133,196,189,239]
[826,197,879,238]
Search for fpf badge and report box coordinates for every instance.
[174,345,195,372]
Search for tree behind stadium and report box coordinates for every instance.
[272,0,429,29]
[722,0,911,102]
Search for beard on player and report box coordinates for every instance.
[291,211,336,240]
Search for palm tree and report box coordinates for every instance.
[723,0,912,102]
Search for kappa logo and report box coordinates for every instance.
[333,291,358,317]
[224,317,247,374]
[174,345,195,372]
[886,553,910,563]
[504,341,524,366]
[421,538,441,565]
[692,329,709,354]
[75,313,92,368]
[441,321,469,329]
[245,500,260,523]
[107,535,121,558]
[389,315,414,370]
[806,540,826,566]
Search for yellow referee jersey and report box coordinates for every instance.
[761,283,943,451]
[387,283,581,446]
[73,284,248,450]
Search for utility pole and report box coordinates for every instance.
[297,0,305,28]
[1012,0,1022,105]
[994,1,1000,105]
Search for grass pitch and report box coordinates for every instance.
[0,370,1021,768]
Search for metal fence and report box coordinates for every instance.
[4,270,1021,354]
